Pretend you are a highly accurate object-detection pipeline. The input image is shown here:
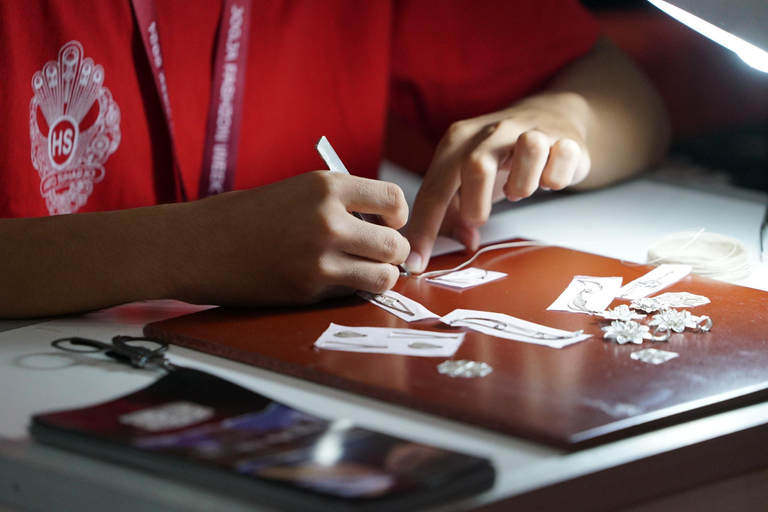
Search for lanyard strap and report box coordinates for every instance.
[130,0,252,200]
[198,0,252,197]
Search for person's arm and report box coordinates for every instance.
[404,36,671,273]
[0,172,410,319]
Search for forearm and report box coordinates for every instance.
[524,36,671,189]
[0,204,185,318]
[0,172,411,318]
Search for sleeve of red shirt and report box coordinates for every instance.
[389,0,601,146]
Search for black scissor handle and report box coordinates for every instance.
[51,337,113,353]
[51,335,174,371]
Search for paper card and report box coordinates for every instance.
[547,276,623,314]
[439,309,591,349]
[357,290,439,322]
[651,292,710,308]
[314,323,464,357]
[617,264,692,300]
[426,267,507,289]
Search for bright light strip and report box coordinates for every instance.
[649,0,768,72]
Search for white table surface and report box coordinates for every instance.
[2,163,768,512]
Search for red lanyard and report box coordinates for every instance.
[130,0,252,200]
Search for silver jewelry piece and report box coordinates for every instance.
[653,292,710,308]
[334,330,368,338]
[649,309,713,334]
[320,341,388,349]
[408,342,443,349]
[630,348,679,365]
[387,330,461,339]
[648,327,672,342]
[373,293,415,316]
[621,270,674,298]
[437,359,493,378]
[649,309,695,333]
[594,304,646,321]
[629,297,666,314]
[602,320,651,345]
[431,268,489,284]
[450,317,583,341]
[568,279,603,313]
[696,315,713,332]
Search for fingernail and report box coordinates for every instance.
[404,252,423,274]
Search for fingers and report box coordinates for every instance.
[344,220,410,266]
[314,220,405,297]
[323,172,410,291]
[405,132,466,274]
[406,113,589,276]
[334,175,409,230]
[451,218,481,253]
[459,123,507,224]
[503,130,551,200]
[300,255,402,304]
[503,133,585,199]
[540,138,583,190]
[332,258,402,296]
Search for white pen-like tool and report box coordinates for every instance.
[315,136,410,276]
[316,136,376,224]
[316,136,351,175]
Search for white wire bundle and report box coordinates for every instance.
[646,229,751,282]
[419,241,548,279]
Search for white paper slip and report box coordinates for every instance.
[357,290,439,322]
[547,276,623,314]
[651,292,710,308]
[617,264,692,300]
[440,309,591,349]
[426,267,507,289]
[315,323,464,357]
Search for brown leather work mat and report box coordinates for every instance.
[144,242,768,449]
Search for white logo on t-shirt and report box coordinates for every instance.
[29,41,121,215]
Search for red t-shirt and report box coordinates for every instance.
[0,0,599,217]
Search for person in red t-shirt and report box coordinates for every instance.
[0,1,669,318]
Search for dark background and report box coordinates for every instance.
[582,0,768,191]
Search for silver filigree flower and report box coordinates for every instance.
[630,348,679,365]
[602,320,650,345]
[595,304,646,321]
[629,297,665,314]
[437,359,493,378]
[649,309,697,333]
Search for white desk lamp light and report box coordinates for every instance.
[648,0,768,258]
[648,0,768,72]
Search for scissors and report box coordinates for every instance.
[51,335,176,371]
